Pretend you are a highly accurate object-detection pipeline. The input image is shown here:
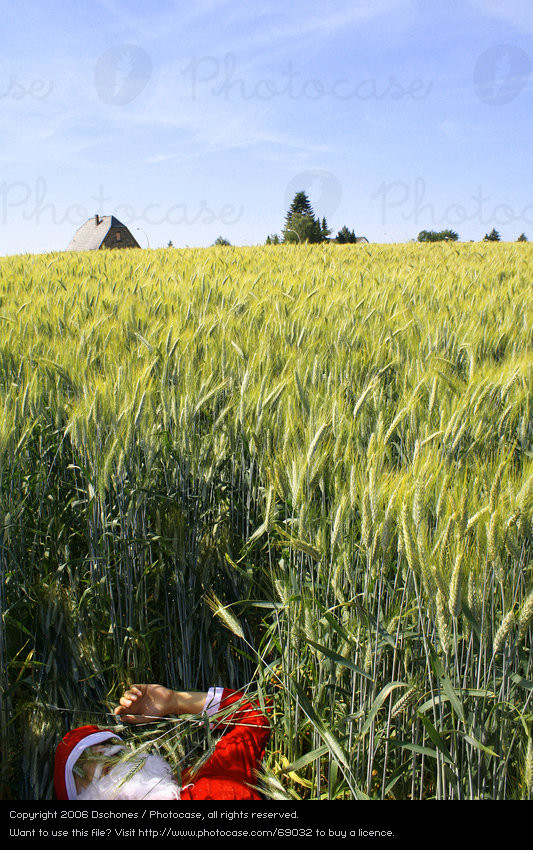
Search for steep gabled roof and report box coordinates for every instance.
[66,216,140,250]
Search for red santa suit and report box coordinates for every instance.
[54,687,270,801]
[181,687,270,801]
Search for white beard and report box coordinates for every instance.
[77,747,181,801]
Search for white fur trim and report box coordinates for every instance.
[203,687,224,720]
[65,731,122,800]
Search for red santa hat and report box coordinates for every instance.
[54,725,123,800]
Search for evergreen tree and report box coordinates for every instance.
[287,191,315,217]
[282,191,327,244]
[335,225,357,243]
[483,228,501,242]
[517,233,528,242]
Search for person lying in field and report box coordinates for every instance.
[54,684,270,801]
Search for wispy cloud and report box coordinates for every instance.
[466,0,533,33]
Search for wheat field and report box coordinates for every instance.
[1,241,532,800]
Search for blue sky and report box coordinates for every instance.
[1,0,532,253]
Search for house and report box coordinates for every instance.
[355,236,369,244]
[66,215,141,251]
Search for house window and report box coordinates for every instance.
[115,232,121,241]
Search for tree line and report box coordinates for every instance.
[417,228,528,243]
[210,191,529,246]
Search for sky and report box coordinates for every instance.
[1,0,532,254]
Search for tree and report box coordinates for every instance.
[167,240,174,247]
[483,228,501,242]
[213,236,231,246]
[286,190,315,218]
[283,212,321,243]
[320,217,332,241]
[517,233,528,242]
[266,233,281,244]
[417,229,459,242]
[335,225,357,243]
[282,191,328,244]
